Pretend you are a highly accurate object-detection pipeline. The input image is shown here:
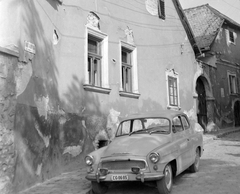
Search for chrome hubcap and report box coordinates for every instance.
[164,165,172,190]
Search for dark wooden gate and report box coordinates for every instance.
[196,78,207,132]
[234,101,240,127]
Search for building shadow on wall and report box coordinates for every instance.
[61,75,104,171]
[12,0,60,192]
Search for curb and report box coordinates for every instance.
[203,128,240,144]
[215,129,240,138]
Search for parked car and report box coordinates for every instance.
[85,110,203,194]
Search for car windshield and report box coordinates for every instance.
[116,117,170,137]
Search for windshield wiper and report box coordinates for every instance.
[129,129,149,136]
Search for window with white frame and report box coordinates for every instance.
[166,69,180,109]
[121,47,132,92]
[88,35,102,86]
[168,76,178,106]
[84,27,110,94]
[119,41,139,98]
[226,29,237,45]
[228,72,237,94]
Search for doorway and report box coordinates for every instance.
[196,77,207,131]
[234,101,240,127]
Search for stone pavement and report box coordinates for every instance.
[18,127,240,194]
[19,169,91,194]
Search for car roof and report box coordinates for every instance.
[121,110,186,121]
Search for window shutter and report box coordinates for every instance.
[158,0,165,20]
[233,32,237,43]
[225,29,230,43]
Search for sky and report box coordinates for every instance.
[179,0,240,24]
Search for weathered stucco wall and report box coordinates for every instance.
[0,0,199,192]
[202,24,240,128]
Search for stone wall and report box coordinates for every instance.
[0,48,18,194]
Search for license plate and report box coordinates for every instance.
[111,175,128,181]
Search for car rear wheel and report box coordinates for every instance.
[189,148,200,173]
[156,164,173,194]
[91,181,108,194]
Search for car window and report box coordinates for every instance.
[144,118,169,129]
[172,116,184,133]
[181,116,190,130]
[132,120,143,131]
[117,120,131,136]
[116,117,170,136]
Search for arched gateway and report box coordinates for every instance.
[233,100,240,127]
[193,63,214,132]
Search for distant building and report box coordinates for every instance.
[184,4,240,130]
[0,0,201,192]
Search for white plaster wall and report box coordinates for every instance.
[0,0,21,48]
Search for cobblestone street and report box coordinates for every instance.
[19,129,240,194]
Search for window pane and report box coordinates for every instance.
[88,38,98,54]
[122,48,131,64]
[174,88,177,96]
[173,116,183,132]
[229,75,237,94]
[88,57,92,84]
[132,120,143,131]
[122,66,126,91]
[126,67,131,92]
[181,116,190,129]
[122,51,128,63]
[174,97,177,105]
[119,120,131,135]
[93,59,101,86]
[88,55,101,86]
[229,31,234,42]
[170,96,174,104]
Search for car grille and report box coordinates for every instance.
[101,160,146,170]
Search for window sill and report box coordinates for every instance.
[83,84,111,94]
[167,106,181,111]
[230,93,239,96]
[119,91,140,99]
[229,41,236,46]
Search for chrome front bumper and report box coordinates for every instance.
[86,172,164,183]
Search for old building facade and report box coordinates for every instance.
[184,4,240,130]
[0,0,200,193]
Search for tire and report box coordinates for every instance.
[91,181,108,194]
[189,148,200,173]
[156,164,173,194]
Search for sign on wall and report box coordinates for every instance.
[24,41,36,54]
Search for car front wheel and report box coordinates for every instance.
[91,181,108,194]
[156,163,173,194]
[189,148,200,173]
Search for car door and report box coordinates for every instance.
[180,115,195,164]
[172,116,192,172]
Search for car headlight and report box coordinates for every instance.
[85,155,94,166]
[149,152,160,163]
